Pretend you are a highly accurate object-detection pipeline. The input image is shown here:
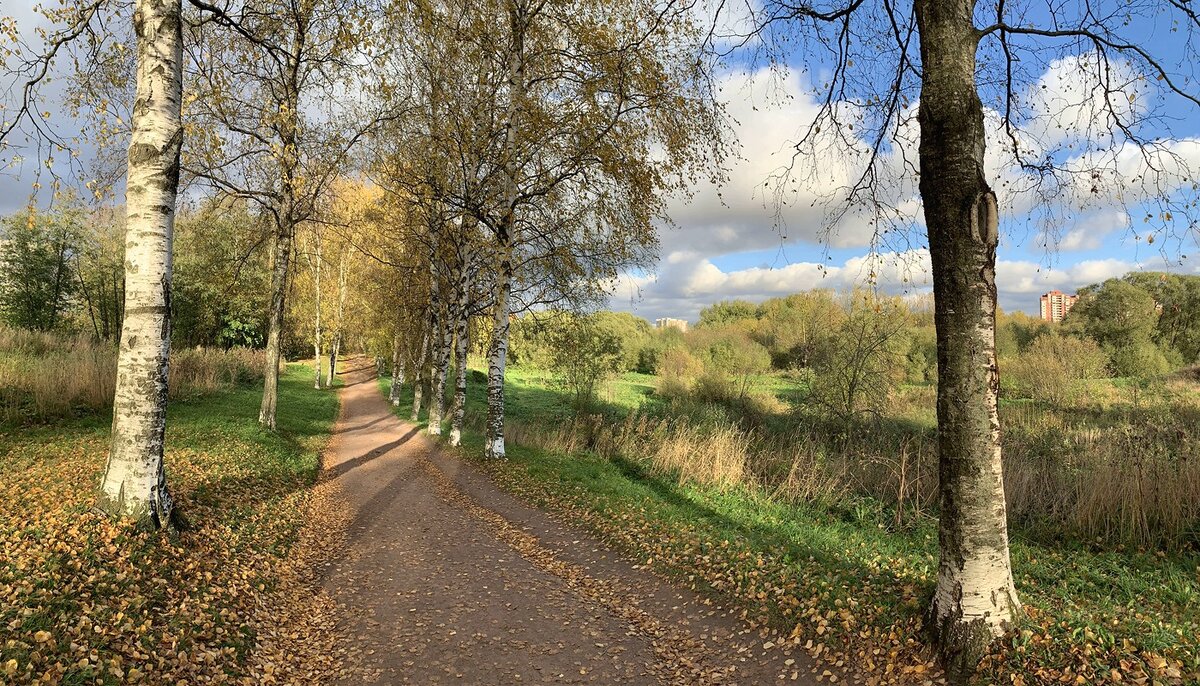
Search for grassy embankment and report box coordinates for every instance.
[1,361,340,685]
[385,364,1198,685]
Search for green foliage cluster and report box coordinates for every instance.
[1064,273,1200,376]
[0,199,271,349]
[0,202,85,332]
[531,312,627,413]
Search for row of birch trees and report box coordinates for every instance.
[366,0,725,458]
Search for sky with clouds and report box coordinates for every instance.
[3,3,1198,324]
[608,59,1200,323]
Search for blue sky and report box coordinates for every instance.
[606,1,1200,323]
[3,1,1198,324]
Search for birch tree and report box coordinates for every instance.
[730,0,1200,675]
[97,0,184,527]
[183,0,386,429]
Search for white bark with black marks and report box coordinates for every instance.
[312,231,322,389]
[916,0,1020,676]
[411,325,429,422]
[427,317,452,435]
[484,239,512,459]
[484,2,526,460]
[99,0,183,529]
[448,272,470,447]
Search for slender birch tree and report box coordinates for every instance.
[183,0,386,429]
[97,0,184,527]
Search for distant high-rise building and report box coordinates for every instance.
[1039,290,1078,322]
[655,317,689,332]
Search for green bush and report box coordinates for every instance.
[807,293,909,420]
[1004,333,1108,405]
[1107,340,1171,378]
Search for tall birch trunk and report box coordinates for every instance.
[428,303,454,436]
[98,0,183,528]
[448,292,470,447]
[916,0,1020,676]
[422,204,445,433]
[259,44,302,430]
[484,236,513,459]
[259,220,293,430]
[312,232,322,389]
[411,326,429,422]
[484,2,526,459]
[389,332,404,405]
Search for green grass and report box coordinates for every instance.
[0,362,340,684]
[387,361,1199,684]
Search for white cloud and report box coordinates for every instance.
[1051,210,1130,251]
[607,249,932,322]
[623,52,1200,324]
[661,69,909,259]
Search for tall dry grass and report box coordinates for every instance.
[482,374,1200,549]
[0,326,266,423]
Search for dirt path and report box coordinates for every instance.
[320,361,826,685]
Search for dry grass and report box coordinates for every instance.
[0,327,266,424]
[493,373,1200,548]
[650,423,749,491]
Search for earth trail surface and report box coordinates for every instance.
[320,360,826,685]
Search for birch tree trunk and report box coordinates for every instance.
[98,0,183,528]
[484,2,526,459]
[411,326,429,422]
[484,235,513,459]
[389,332,404,405]
[313,232,322,389]
[258,220,294,430]
[448,295,470,447]
[421,205,444,432]
[916,0,1020,676]
[428,305,454,435]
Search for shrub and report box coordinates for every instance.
[807,293,909,420]
[1106,340,1171,378]
[656,346,702,398]
[1004,333,1108,405]
[543,313,624,414]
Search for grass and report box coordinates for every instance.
[0,326,266,424]
[386,360,1199,685]
[0,362,340,685]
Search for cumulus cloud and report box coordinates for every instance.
[618,50,1199,323]
[606,250,1189,322]
[1049,210,1130,251]
[661,69,904,259]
